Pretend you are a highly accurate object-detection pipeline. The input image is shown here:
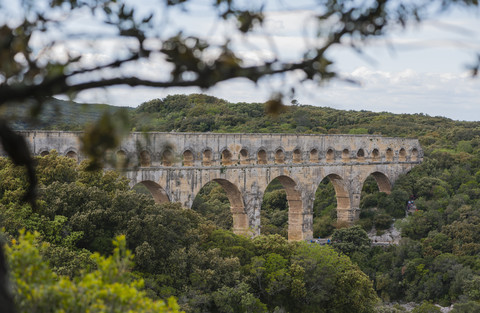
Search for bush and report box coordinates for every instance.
[6,231,180,313]
[374,214,394,230]
[412,301,441,313]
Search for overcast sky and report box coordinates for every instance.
[64,1,480,121]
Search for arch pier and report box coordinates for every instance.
[13,131,423,241]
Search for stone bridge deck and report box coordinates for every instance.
[6,131,423,241]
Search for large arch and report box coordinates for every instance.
[194,178,249,236]
[135,180,170,204]
[315,173,351,224]
[266,175,304,241]
[362,171,392,194]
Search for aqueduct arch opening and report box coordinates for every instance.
[203,149,213,166]
[66,150,78,161]
[183,149,194,166]
[310,149,319,163]
[326,149,335,163]
[312,177,337,238]
[323,173,351,224]
[275,149,285,164]
[221,149,233,166]
[140,150,151,167]
[239,148,249,165]
[357,149,365,162]
[267,175,304,241]
[371,148,380,162]
[386,148,394,162]
[366,171,392,194]
[293,149,302,163]
[342,149,350,162]
[257,149,267,164]
[193,178,249,236]
[162,149,174,166]
[135,180,170,204]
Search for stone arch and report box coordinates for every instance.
[399,148,407,162]
[183,149,194,166]
[342,149,350,162]
[140,150,151,167]
[40,150,50,157]
[274,148,285,164]
[326,148,335,163]
[363,171,392,194]
[316,173,351,223]
[386,148,394,162]
[257,149,267,165]
[239,148,249,165]
[411,148,419,162]
[267,175,304,241]
[371,148,380,162]
[309,148,319,163]
[196,178,249,236]
[65,150,78,161]
[202,148,213,166]
[293,148,302,164]
[357,149,365,162]
[221,149,233,166]
[162,149,174,166]
[136,180,170,204]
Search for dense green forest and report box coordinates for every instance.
[4,93,480,311]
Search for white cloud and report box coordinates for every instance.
[300,67,480,121]
[45,1,480,122]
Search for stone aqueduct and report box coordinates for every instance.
[14,131,422,241]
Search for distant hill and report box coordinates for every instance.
[131,94,480,145]
[2,97,132,130]
[5,94,480,154]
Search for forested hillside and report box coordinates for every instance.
[131,94,479,141]
[4,94,480,311]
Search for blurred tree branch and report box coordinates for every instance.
[0,0,478,310]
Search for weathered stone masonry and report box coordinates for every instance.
[8,131,423,241]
